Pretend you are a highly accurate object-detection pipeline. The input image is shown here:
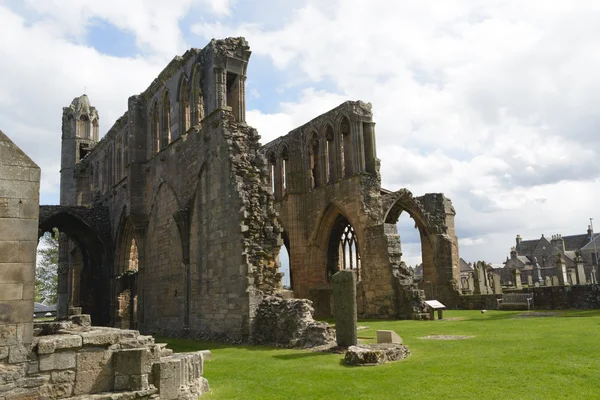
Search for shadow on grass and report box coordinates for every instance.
[272,351,333,360]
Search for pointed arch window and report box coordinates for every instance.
[268,152,277,197]
[327,215,361,281]
[151,101,159,154]
[190,65,204,125]
[179,76,191,134]
[340,116,352,177]
[309,133,320,189]
[161,91,171,150]
[325,125,336,184]
[281,146,289,195]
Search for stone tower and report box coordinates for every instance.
[60,94,99,206]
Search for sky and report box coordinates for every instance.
[1,0,599,270]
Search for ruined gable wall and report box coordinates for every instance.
[260,101,398,316]
[0,130,40,363]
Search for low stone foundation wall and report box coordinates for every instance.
[528,284,600,309]
[0,314,209,399]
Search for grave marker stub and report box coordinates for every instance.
[332,270,358,346]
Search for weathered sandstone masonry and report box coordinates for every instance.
[43,37,462,344]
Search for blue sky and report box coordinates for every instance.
[1,0,599,267]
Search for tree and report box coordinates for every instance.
[36,228,59,304]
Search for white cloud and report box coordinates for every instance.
[2,0,599,266]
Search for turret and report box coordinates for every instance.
[60,94,99,205]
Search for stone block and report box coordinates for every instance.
[114,374,149,391]
[16,323,32,345]
[331,270,358,347]
[0,219,39,241]
[199,350,212,361]
[38,383,74,399]
[0,325,18,346]
[8,344,30,364]
[80,330,118,346]
[0,300,33,324]
[0,284,23,301]
[0,264,34,284]
[115,348,151,376]
[77,348,113,372]
[37,334,82,354]
[51,370,76,384]
[344,343,411,366]
[152,358,181,400]
[376,330,403,344]
[0,346,9,360]
[39,351,77,371]
[73,369,114,395]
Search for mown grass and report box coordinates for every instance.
[157,310,600,400]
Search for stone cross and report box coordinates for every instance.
[332,270,358,347]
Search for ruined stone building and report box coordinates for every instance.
[40,37,463,340]
[501,228,599,285]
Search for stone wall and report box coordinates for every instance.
[0,129,40,364]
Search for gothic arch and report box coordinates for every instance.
[190,63,204,125]
[38,206,112,326]
[178,73,191,134]
[113,212,141,329]
[160,90,171,149]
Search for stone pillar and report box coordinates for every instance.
[575,254,587,285]
[555,253,567,285]
[568,268,577,286]
[331,270,357,347]
[0,130,40,363]
[513,269,522,289]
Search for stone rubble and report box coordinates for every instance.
[344,343,411,366]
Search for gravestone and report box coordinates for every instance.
[473,262,489,295]
[591,268,597,284]
[491,273,502,295]
[533,257,543,283]
[568,269,577,286]
[467,273,474,292]
[527,275,533,287]
[552,276,559,286]
[332,270,357,346]
[544,276,552,286]
[513,269,522,289]
[377,330,402,344]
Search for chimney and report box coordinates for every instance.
[516,234,521,246]
[588,225,593,241]
[551,234,565,253]
[510,246,517,259]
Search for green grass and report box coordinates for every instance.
[157,310,600,400]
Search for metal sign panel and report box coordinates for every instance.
[424,300,446,309]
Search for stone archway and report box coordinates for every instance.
[38,205,112,325]
[381,189,460,303]
[113,217,140,329]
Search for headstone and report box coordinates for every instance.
[467,273,474,292]
[533,282,540,288]
[544,276,552,287]
[568,269,577,286]
[555,253,567,285]
[473,262,489,295]
[376,330,402,344]
[527,275,533,287]
[591,267,598,284]
[513,269,522,289]
[552,276,559,286]
[332,270,357,346]
[491,273,502,295]
[534,257,543,283]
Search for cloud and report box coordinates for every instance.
[2,0,599,267]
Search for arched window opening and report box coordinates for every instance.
[327,215,360,281]
[123,129,129,170]
[35,228,60,320]
[151,101,159,154]
[281,146,289,195]
[78,115,91,139]
[278,231,292,289]
[309,133,320,189]
[179,77,191,134]
[396,212,423,281]
[116,136,122,182]
[325,125,336,184]
[190,65,204,125]
[341,116,352,178]
[161,91,171,150]
[92,120,99,141]
[268,152,277,198]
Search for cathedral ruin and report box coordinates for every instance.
[40,37,462,340]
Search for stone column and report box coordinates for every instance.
[575,254,587,285]
[332,270,357,347]
[0,130,40,363]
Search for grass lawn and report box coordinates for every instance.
[157,310,600,400]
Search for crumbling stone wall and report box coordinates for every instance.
[0,129,40,364]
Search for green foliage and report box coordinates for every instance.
[36,228,59,304]
[158,310,600,400]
